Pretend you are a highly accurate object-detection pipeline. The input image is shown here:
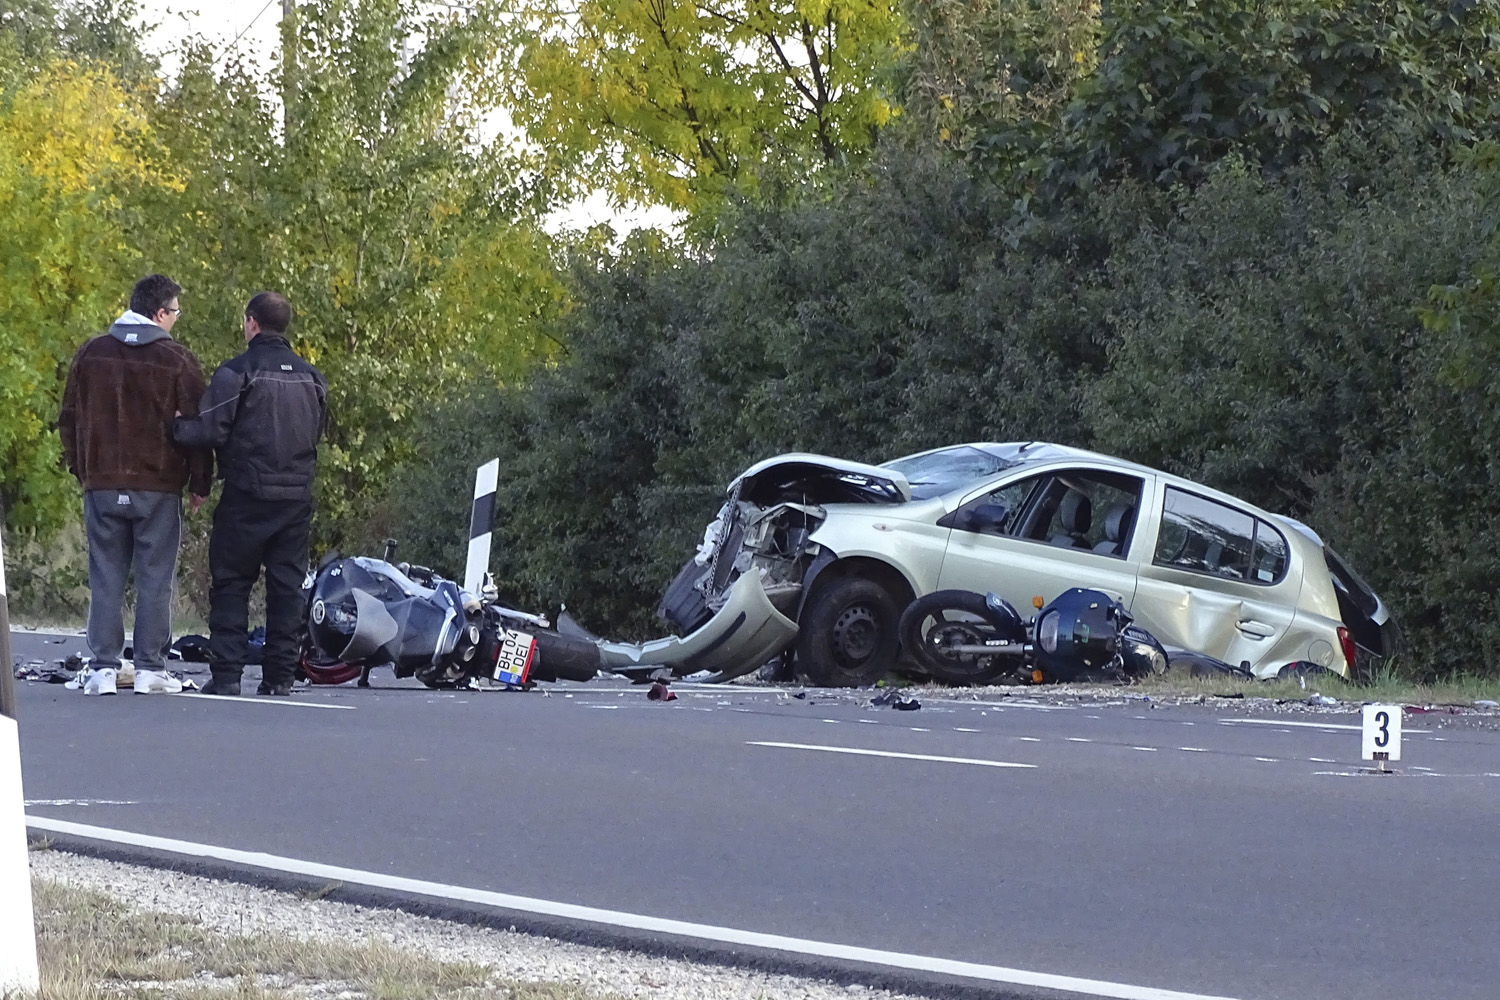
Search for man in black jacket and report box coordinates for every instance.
[174,293,328,696]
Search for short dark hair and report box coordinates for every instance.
[130,274,182,318]
[246,292,292,334]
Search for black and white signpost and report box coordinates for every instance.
[464,459,499,596]
[0,531,41,993]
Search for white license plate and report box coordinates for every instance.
[494,630,537,686]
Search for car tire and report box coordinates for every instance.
[797,575,901,687]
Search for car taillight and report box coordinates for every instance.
[1337,626,1357,675]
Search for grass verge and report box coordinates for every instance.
[24,878,603,1000]
[1127,666,1500,706]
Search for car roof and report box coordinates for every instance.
[891,441,1314,540]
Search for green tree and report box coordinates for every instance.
[895,0,1098,162]
[0,59,168,530]
[137,0,566,549]
[497,0,904,214]
[1046,0,1500,190]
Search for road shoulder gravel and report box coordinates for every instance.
[29,848,921,1000]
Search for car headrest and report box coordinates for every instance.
[1104,504,1135,543]
[1059,491,1091,534]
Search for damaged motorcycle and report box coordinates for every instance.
[298,460,601,689]
[898,587,1171,685]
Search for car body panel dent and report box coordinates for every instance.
[599,570,798,679]
[806,511,949,598]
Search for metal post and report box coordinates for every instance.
[281,0,298,137]
[0,530,16,721]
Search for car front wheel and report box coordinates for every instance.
[797,575,901,687]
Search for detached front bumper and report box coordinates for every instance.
[599,570,798,681]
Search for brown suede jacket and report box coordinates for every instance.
[58,318,213,496]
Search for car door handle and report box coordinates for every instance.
[1237,619,1277,639]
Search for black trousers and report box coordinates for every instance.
[208,489,312,686]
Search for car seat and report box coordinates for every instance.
[1049,492,1092,548]
[1092,504,1135,556]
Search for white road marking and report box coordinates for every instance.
[24,816,1239,1000]
[1016,737,1042,742]
[25,799,139,806]
[926,697,1075,712]
[168,694,354,711]
[1131,747,1157,752]
[1178,747,1209,753]
[953,727,980,733]
[908,728,931,732]
[1254,758,1279,763]
[747,742,1037,770]
[1308,758,1335,763]
[821,719,839,724]
[1066,738,1093,743]
[1220,718,1431,734]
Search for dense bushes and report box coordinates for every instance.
[387,135,1500,674]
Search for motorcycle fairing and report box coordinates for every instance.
[598,570,797,680]
[341,589,401,661]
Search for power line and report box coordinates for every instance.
[215,0,278,63]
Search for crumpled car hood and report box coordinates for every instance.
[729,453,911,506]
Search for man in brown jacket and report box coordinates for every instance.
[58,274,212,696]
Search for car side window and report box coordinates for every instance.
[1250,519,1289,583]
[1014,470,1144,557]
[946,478,1038,537]
[1154,489,1288,584]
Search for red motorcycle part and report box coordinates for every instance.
[300,651,362,686]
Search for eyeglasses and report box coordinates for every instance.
[163,307,182,316]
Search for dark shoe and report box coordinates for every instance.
[257,680,294,696]
[200,677,241,697]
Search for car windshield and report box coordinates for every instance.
[884,446,1021,500]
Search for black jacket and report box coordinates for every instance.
[174,334,328,502]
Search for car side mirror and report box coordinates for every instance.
[962,502,1009,534]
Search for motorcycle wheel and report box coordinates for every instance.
[899,590,1021,686]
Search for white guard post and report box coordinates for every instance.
[463,459,499,596]
[0,533,42,995]
[1361,703,1402,766]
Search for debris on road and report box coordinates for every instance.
[647,681,677,702]
[870,690,920,711]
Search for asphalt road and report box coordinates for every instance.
[10,629,1500,1000]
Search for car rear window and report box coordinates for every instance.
[1154,488,1288,585]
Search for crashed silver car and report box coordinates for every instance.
[651,443,1399,686]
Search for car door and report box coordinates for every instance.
[1130,486,1298,671]
[935,467,1145,611]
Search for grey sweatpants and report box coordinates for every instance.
[84,490,182,671]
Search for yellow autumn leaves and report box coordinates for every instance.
[0,61,172,530]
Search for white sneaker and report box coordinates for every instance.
[133,669,183,695]
[83,668,117,696]
[116,660,135,687]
